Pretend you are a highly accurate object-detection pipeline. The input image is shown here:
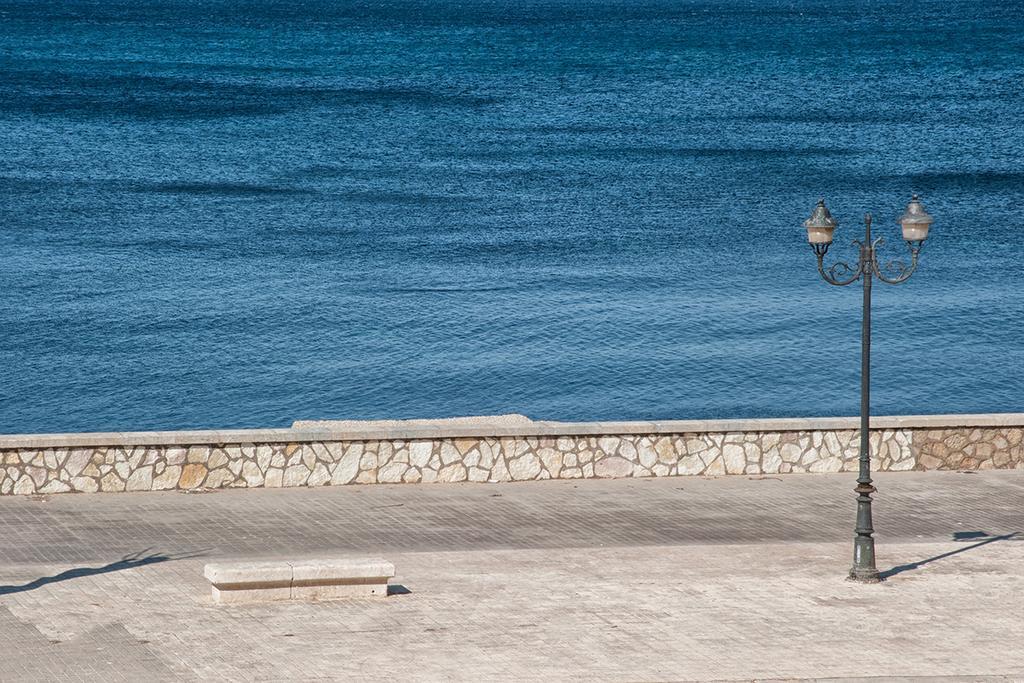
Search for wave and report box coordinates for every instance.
[0,70,500,120]
[739,111,918,125]
[126,181,314,196]
[382,285,517,294]
[893,171,1024,189]
[459,144,859,162]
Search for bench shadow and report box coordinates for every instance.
[879,531,1020,580]
[0,547,207,596]
[387,584,412,596]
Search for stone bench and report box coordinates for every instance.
[204,558,395,604]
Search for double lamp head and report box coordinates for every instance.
[804,195,934,246]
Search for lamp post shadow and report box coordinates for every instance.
[0,548,207,596]
[879,531,1020,580]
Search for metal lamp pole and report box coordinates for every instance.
[803,196,935,583]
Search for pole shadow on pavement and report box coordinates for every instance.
[0,547,208,596]
[878,531,1020,580]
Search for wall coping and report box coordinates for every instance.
[1,413,1022,449]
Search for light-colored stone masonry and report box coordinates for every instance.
[1,414,1022,495]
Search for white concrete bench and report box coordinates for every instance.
[204,558,395,604]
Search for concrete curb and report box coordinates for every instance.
[2,413,1023,449]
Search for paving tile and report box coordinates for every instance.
[0,471,1021,681]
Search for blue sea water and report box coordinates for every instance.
[1,0,1023,433]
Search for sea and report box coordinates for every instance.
[1,0,1023,433]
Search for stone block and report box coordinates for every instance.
[291,581,389,600]
[204,561,293,605]
[211,584,292,605]
[204,558,395,605]
[594,456,633,478]
[291,558,394,600]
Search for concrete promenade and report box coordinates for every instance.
[0,471,1022,681]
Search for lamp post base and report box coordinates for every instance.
[848,534,883,583]
[847,567,883,583]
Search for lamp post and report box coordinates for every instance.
[804,195,934,583]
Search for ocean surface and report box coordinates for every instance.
[1,0,1023,434]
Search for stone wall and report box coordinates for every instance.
[914,426,1024,470]
[1,414,1022,495]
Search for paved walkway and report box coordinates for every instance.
[1,471,1022,681]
